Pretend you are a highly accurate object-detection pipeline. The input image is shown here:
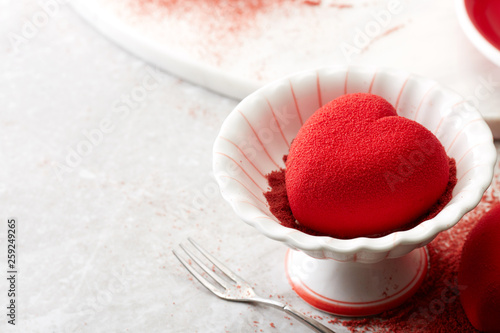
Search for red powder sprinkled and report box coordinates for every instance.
[303,0,353,7]
[265,165,323,236]
[361,24,405,53]
[130,0,290,33]
[127,0,296,66]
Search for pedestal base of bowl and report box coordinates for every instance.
[285,247,429,317]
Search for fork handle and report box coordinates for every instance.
[282,305,336,333]
[251,297,336,332]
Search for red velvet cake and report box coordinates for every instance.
[284,93,451,239]
[458,204,500,332]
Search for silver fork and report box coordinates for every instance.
[173,238,336,333]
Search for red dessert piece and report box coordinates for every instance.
[285,93,450,239]
[459,204,500,332]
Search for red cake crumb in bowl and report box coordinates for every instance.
[281,93,455,239]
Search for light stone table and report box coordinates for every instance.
[0,1,498,333]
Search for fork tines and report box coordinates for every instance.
[173,238,240,297]
[174,239,336,333]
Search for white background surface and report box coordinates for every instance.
[0,0,499,332]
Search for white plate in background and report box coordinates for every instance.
[70,0,500,137]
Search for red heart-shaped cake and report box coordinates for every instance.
[285,93,451,239]
[458,204,500,332]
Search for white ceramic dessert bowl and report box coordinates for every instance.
[213,66,496,263]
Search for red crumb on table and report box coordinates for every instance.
[303,0,352,7]
[330,3,353,8]
[361,24,405,53]
[270,322,276,328]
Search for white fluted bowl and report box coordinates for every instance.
[213,66,496,264]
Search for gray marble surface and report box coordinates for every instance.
[1,1,348,332]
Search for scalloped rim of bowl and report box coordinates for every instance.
[213,66,497,259]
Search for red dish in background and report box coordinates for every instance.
[457,0,500,66]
